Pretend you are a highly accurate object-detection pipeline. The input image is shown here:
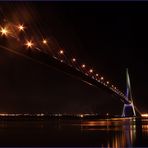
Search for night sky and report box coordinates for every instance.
[0,2,147,114]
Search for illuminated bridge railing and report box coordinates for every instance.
[0,20,129,104]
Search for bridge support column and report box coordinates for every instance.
[121,68,136,117]
[122,102,136,117]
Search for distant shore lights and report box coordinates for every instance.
[141,114,148,117]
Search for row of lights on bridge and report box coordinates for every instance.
[0,24,126,99]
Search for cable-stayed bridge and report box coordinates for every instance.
[0,22,141,117]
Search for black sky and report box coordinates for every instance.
[0,2,147,114]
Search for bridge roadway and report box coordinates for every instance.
[0,45,141,116]
[24,49,129,104]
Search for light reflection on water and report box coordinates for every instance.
[79,118,137,147]
[0,117,147,147]
[142,118,148,137]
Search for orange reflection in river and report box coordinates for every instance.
[80,118,137,147]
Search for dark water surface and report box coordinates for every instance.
[0,117,147,147]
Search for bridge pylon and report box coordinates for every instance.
[122,69,136,117]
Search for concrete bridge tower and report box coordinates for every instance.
[122,69,136,117]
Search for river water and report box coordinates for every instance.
[0,117,147,147]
